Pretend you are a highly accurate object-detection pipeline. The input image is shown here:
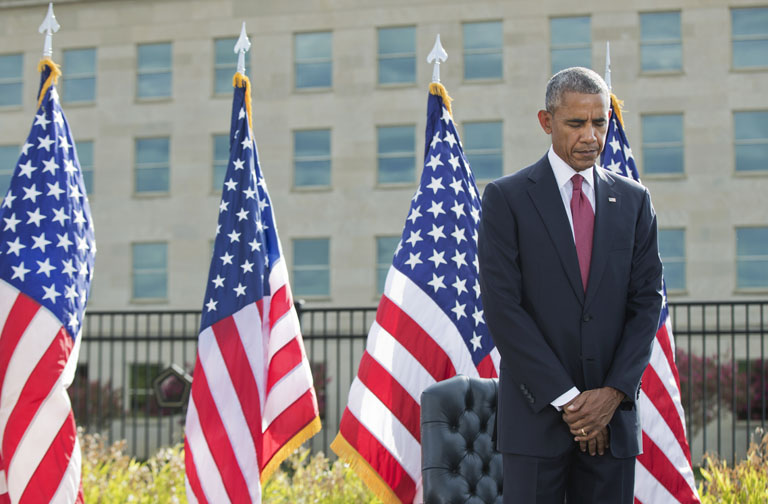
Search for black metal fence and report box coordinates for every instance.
[668,301,767,465]
[71,301,767,466]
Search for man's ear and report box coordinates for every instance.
[538,110,552,134]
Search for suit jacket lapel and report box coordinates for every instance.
[527,156,585,304]
[584,167,617,309]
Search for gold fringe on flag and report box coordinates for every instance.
[36,58,61,109]
[330,433,402,504]
[232,72,254,132]
[610,93,625,128]
[260,416,322,483]
[429,82,453,118]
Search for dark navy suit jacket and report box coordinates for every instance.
[478,153,663,459]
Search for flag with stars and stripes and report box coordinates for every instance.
[184,72,320,504]
[601,94,700,504]
[331,83,500,504]
[601,96,640,181]
[0,59,94,504]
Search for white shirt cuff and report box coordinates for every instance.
[551,387,580,411]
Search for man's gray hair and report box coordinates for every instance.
[545,67,610,113]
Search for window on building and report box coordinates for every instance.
[77,140,94,194]
[135,137,170,193]
[640,12,682,72]
[293,238,330,297]
[463,21,503,80]
[129,363,162,415]
[294,129,331,187]
[736,227,768,289]
[214,37,239,95]
[0,53,23,107]
[377,125,415,184]
[641,114,684,175]
[550,16,591,74]
[376,236,400,294]
[63,48,96,103]
[137,42,172,98]
[658,229,686,291]
[463,121,503,180]
[295,32,332,89]
[212,134,228,190]
[732,7,768,69]
[378,27,416,84]
[0,144,18,196]
[734,111,768,172]
[132,242,168,300]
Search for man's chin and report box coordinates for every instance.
[572,155,598,171]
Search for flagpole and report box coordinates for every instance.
[184,21,320,502]
[233,22,253,132]
[427,34,447,84]
[604,41,612,91]
[597,43,700,502]
[0,3,94,501]
[234,21,250,77]
[333,33,497,504]
[38,2,60,58]
[427,34,453,116]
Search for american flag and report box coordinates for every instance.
[0,59,94,504]
[601,95,700,503]
[184,73,320,503]
[331,83,500,503]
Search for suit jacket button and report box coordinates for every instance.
[583,314,592,322]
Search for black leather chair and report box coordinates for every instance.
[421,375,503,504]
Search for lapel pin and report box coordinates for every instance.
[608,197,617,203]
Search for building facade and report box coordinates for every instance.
[0,0,767,312]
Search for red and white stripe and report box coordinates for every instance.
[0,281,84,504]
[185,259,320,504]
[333,267,499,503]
[635,312,700,503]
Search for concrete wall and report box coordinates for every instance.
[0,0,766,311]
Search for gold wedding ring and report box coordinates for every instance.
[580,428,587,436]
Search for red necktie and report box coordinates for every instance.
[571,174,594,292]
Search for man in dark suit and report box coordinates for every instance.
[478,67,663,503]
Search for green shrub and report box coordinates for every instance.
[81,429,766,504]
[699,429,768,503]
[80,432,380,503]
[80,431,186,503]
[263,448,381,504]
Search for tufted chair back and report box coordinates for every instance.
[421,375,502,504]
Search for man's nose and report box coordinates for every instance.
[581,125,598,142]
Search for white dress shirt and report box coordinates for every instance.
[548,146,596,239]
[546,146,597,410]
